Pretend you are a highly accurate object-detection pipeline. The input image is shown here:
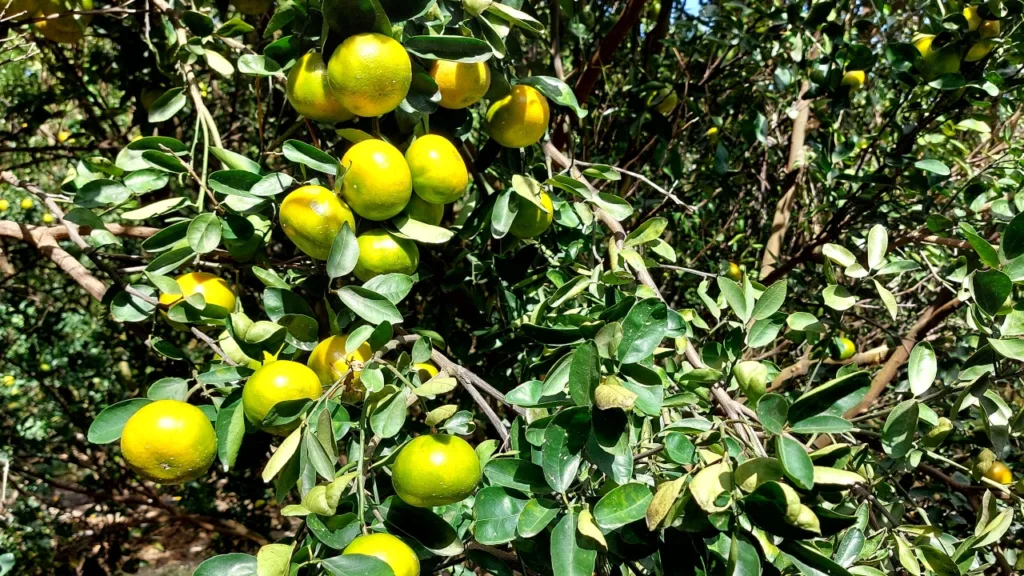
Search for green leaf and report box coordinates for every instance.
[142,150,188,173]
[960,222,1000,268]
[918,545,959,576]
[788,371,870,423]
[617,299,668,363]
[123,169,170,194]
[757,394,789,436]
[717,276,750,321]
[780,541,854,576]
[211,147,261,173]
[377,496,464,556]
[823,243,857,267]
[216,394,246,472]
[568,342,599,407]
[593,483,653,530]
[148,88,187,123]
[542,407,590,493]
[972,270,1011,316]
[327,223,359,279]
[882,400,918,458]
[835,528,865,567]
[550,509,598,576]
[147,377,187,400]
[908,342,936,396]
[789,415,855,434]
[776,435,814,490]
[337,286,403,324]
[390,214,455,244]
[874,280,898,321]
[403,35,492,62]
[690,460,732,513]
[87,398,152,444]
[516,76,588,118]
[369,386,408,438]
[237,54,282,76]
[473,486,527,545]
[490,188,518,239]
[753,280,787,320]
[1001,212,1024,260]
[255,543,292,576]
[110,285,158,323]
[76,179,132,208]
[216,16,254,37]
[193,554,256,576]
[362,274,415,305]
[624,218,668,247]
[483,459,551,494]
[914,158,950,176]
[261,427,302,482]
[282,140,338,175]
[187,213,222,254]
[120,197,188,220]
[787,312,826,333]
[727,533,761,576]
[517,498,560,538]
[989,338,1024,361]
[746,315,784,348]
[321,555,394,576]
[867,224,887,270]
[823,285,856,311]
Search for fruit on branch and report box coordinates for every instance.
[0,199,8,211]
[430,60,491,110]
[402,194,444,226]
[722,261,743,282]
[120,400,217,484]
[649,89,678,115]
[20,198,33,210]
[413,362,438,381]
[159,272,237,318]
[342,533,420,576]
[912,33,961,80]
[279,185,356,260]
[734,361,768,403]
[340,139,412,221]
[486,85,550,148]
[233,0,272,15]
[841,70,866,90]
[286,53,355,123]
[508,191,553,239]
[391,434,481,507]
[353,229,420,281]
[405,134,469,205]
[327,33,412,118]
[985,461,1013,485]
[307,334,373,400]
[242,360,323,435]
[830,337,856,361]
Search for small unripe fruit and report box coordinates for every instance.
[734,361,768,402]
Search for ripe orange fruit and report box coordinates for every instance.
[327,33,412,117]
[340,139,412,221]
[120,400,217,484]
[392,434,481,507]
[159,272,236,317]
[508,191,553,239]
[279,185,356,260]
[286,53,354,123]
[353,229,419,281]
[405,134,469,205]
[486,85,550,148]
[343,534,419,576]
[430,60,491,109]
[242,360,322,435]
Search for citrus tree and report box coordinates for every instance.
[2,0,1024,574]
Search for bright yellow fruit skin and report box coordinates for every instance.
[353,229,419,282]
[120,400,217,484]
[328,33,412,118]
[340,139,412,221]
[413,362,438,381]
[392,434,481,507]
[280,185,356,260]
[159,272,236,317]
[486,85,550,148]
[508,191,553,239]
[403,194,444,226]
[841,70,865,90]
[343,534,420,576]
[832,337,856,361]
[242,360,322,435]
[985,461,1013,485]
[430,60,491,110]
[406,134,469,205]
[965,41,995,62]
[307,334,372,391]
[724,262,743,282]
[963,6,982,31]
[0,200,8,211]
[20,198,33,210]
[233,0,271,15]
[34,0,92,43]
[286,53,354,123]
[654,92,678,115]
[913,34,961,80]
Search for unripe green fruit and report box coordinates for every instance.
[921,417,952,449]
[464,0,492,17]
[734,361,768,402]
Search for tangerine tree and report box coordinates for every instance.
[2,0,1024,575]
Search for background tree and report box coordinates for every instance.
[1,0,1023,575]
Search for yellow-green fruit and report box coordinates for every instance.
[34,0,93,44]
[965,41,995,62]
[964,6,982,30]
[327,33,412,118]
[343,534,420,576]
[0,200,8,211]
[430,60,491,110]
[307,334,372,391]
[353,229,419,281]
[286,53,354,123]
[980,19,1000,39]
[392,434,481,507]
[841,70,865,90]
[120,400,217,484]
[340,139,412,221]
[42,213,53,224]
[39,362,51,372]
[406,134,469,205]
[508,191,554,239]
[403,194,444,226]
[242,360,322,435]
[913,34,961,80]
[654,91,678,115]
[159,272,236,317]
[279,185,356,260]
[831,337,856,361]
[723,261,742,282]
[734,361,768,403]
[233,0,271,15]
[486,85,550,148]
[20,198,33,210]
[986,461,1013,485]
[414,362,438,381]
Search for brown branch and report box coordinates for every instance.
[573,0,649,105]
[768,345,890,392]
[761,81,810,278]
